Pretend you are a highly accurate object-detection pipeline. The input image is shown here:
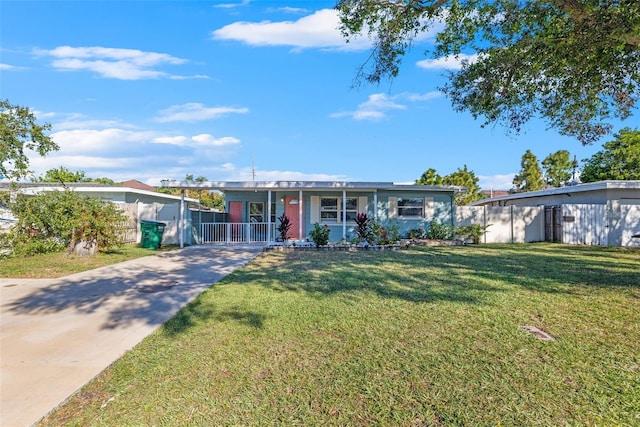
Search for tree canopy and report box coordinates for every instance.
[513,149,545,192]
[157,174,225,211]
[337,0,640,145]
[415,168,443,185]
[580,127,640,182]
[542,150,574,187]
[1,99,59,180]
[416,165,483,205]
[33,167,115,185]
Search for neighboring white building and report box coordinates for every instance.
[469,181,640,247]
[0,183,199,246]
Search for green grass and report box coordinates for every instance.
[0,244,178,278]
[40,244,640,426]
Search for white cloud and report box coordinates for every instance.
[417,53,480,70]
[223,166,349,182]
[154,134,240,147]
[53,115,130,131]
[214,0,251,9]
[38,46,194,80]
[0,63,22,70]
[212,9,370,51]
[192,134,240,146]
[155,103,249,122]
[331,91,440,121]
[51,128,155,154]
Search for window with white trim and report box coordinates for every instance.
[320,197,358,223]
[397,197,424,218]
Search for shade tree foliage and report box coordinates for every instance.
[580,128,640,182]
[1,99,59,180]
[337,0,640,145]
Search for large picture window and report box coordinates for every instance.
[397,197,424,218]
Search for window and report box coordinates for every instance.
[320,197,358,222]
[320,198,338,221]
[270,202,276,223]
[249,202,264,222]
[397,197,424,218]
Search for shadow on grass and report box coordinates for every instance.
[227,244,639,307]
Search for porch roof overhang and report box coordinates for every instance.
[160,180,464,194]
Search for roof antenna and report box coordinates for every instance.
[251,156,256,182]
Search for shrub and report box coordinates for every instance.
[456,224,491,244]
[309,222,330,247]
[372,220,400,245]
[277,214,291,242]
[4,189,128,256]
[406,228,425,239]
[426,220,455,240]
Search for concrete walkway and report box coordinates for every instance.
[0,245,262,427]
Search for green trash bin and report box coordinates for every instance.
[140,220,166,249]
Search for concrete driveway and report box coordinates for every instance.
[0,245,262,427]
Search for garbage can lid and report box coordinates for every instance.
[140,219,167,226]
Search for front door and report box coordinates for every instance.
[284,196,303,240]
[229,201,243,241]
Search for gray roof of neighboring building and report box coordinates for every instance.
[470,180,640,206]
[0,182,199,202]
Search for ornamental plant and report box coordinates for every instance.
[277,214,291,242]
[354,212,372,243]
[309,222,330,247]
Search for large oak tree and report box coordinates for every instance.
[1,100,58,180]
[337,0,640,145]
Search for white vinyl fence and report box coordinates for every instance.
[455,206,545,243]
[456,202,640,247]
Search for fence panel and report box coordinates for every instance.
[561,204,608,245]
[620,204,640,247]
[455,205,544,243]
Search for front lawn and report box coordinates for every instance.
[40,244,640,426]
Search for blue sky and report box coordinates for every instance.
[1,1,636,189]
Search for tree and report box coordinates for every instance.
[3,190,128,256]
[415,168,443,185]
[337,1,640,145]
[32,166,115,185]
[442,165,483,205]
[580,128,640,182]
[542,150,573,187]
[513,150,545,192]
[0,99,59,180]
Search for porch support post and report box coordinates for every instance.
[373,191,378,221]
[267,190,272,243]
[298,190,303,241]
[342,190,347,240]
[179,190,185,249]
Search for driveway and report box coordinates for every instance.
[0,245,262,427]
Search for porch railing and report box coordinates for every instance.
[200,222,276,244]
